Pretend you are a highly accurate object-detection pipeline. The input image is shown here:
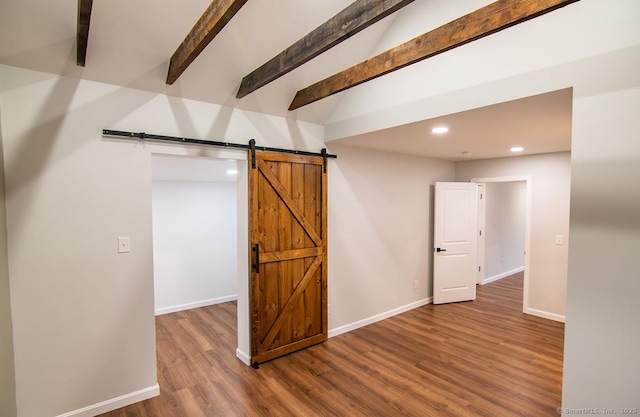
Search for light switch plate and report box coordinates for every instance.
[555,235,564,245]
[118,237,130,253]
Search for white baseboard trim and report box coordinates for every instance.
[482,266,525,285]
[155,295,238,316]
[236,348,251,366]
[55,384,160,417]
[328,298,432,338]
[525,307,566,323]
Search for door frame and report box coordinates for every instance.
[471,176,531,314]
[235,158,251,365]
[476,183,486,285]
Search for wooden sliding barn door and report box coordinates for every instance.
[249,151,328,365]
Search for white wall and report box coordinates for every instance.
[0,64,454,416]
[0,63,457,415]
[456,153,571,321]
[483,181,526,282]
[562,87,640,413]
[323,0,640,408]
[0,109,17,417]
[0,64,321,416]
[325,1,640,140]
[152,180,237,315]
[327,144,455,334]
[0,68,159,417]
[2,0,639,414]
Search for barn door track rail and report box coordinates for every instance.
[102,129,337,169]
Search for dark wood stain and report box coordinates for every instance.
[76,0,94,66]
[166,0,248,84]
[289,0,581,110]
[236,0,415,98]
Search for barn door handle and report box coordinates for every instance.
[253,244,260,273]
[249,139,256,169]
[436,248,447,252]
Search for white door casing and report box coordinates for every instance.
[471,176,532,316]
[433,182,478,304]
[477,183,486,285]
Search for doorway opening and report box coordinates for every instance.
[473,176,531,312]
[150,153,251,363]
[151,155,238,315]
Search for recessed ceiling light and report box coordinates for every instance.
[461,152,471,157]
[227,169,238,175]
[432,126,449,134]
[510,146,524,153]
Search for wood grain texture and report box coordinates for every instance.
[99,272,564,416]
[289,0,580,110]
[258,160,322,246]
[236,0,415,98]
[291,163,307,343]
[260,247,323,264]
[278,162,294,348]
[303,164,322,338]
[76,0,93,66]
[259,256,322,352]
[250,151,327,365]
[97,273,564,417]
[166,0,248,84]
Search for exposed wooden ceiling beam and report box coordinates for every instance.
[167,0,248,84]
[76,0,93,66]
[289,0,580,110]
[236,0,415,99]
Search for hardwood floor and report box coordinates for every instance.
[99,272,564,416]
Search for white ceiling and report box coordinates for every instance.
[0,0,572,161]
[331,88,573,161]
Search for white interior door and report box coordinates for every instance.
[433,182,478,304]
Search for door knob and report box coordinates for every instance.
[436,248,447,252]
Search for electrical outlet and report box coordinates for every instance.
[414,279,418,289]
[118,237,130,253]
[555,235,564,245]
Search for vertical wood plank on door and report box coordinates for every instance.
[291,163,307,342]
[304,164,321,337]
[248,152,263,352]
[320,158,328,337]
[278,162,293,346]
[262,162,280,350]
[249,154,259,358]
